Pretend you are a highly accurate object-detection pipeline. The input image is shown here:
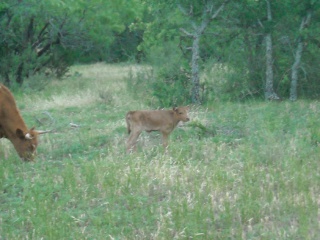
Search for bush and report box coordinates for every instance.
[152,66,192,107]
[201,60,263,103]
[127,42,193,107]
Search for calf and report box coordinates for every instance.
[126,106,190,152]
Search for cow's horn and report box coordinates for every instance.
[37,130,52,134]
[25,133,33,140]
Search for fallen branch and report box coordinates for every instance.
[70,123,80,128]
[184,120,216,137]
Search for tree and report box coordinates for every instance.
[0,0,92,86]
[75,0,145,62]
[179,0,229,104]
[213,0,320,101]
[290,1,314,101]
[0,0,144,86]
[136,0,231,105]
[262,0,280,100]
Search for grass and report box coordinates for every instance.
[1,63,319,239]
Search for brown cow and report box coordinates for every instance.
[126,106,190,152]
[0,84,46,161]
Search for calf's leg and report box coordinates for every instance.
[161,132,170,150]
[127,130,141,153]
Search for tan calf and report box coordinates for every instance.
[126,106,190,152]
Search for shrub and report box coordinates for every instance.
[127,41,193,107]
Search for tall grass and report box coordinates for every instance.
[1,63,319,239]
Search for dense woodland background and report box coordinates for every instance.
[1,0,320,105]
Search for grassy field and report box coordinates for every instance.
[0,63,319,239]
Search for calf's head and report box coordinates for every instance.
[15,127,39,161]
[173,106,190,122]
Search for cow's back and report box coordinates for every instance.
[0,84,22,122]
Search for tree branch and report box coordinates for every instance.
[25,16,34,43]
[198,0,230,35]
[180,28,194,38]
[299,9,312,31]
[210,0,230,20]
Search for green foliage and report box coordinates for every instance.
[151,66,191,107]
[72,0,145,63]
[138,0,320,101]
[0,0,88,85]
[1,0,320,101]
[128,42,192,107]
[126,66,154,105]
[0,0,145,87]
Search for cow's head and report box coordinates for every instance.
[15,127,39,161]
[173,106,190,122]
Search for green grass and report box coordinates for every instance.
[1,63,319,239]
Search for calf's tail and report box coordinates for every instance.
[126,112,131,134]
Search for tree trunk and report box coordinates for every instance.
[290,10,312,101]
[265,33,279,100]
[244,34,254,81]
[180,1,229,105]
[16,62,24,86]
[264,0,279,100]
[290,39,303,101]
[191,34,201,104]
[4,72,11,87]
